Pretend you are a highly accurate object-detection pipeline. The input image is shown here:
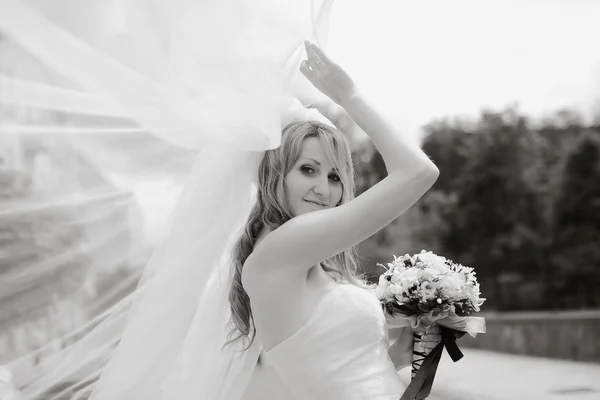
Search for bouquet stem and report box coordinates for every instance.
[411,324,441,379]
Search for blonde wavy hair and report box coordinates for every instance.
[225,120,369,351]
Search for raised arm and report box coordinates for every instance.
[246,42,438,276]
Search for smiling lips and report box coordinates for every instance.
[305,200,326,206]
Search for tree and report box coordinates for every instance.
[421,117,475,194]
[550,131,600,276]
[355,104,600,310]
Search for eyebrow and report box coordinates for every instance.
[302,157,339,172]
[303,157,321,166]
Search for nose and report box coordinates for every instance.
[312,175,330,199]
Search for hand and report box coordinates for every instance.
[300,41,358,107]
[417,328,442,353]
[388,326,442,371]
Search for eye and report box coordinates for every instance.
[301,165,315,174]
[329,174,341,183]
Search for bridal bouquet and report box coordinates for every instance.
[375,250,486,400]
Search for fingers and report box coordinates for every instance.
[422,333,442,342]
[304,41,318,64]
[308,41,331,64]
[304,41,327,69]
[415,331,442,345]
[299,60,315,82]
[421,332,442,351]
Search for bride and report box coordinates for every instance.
[0,1,440,399]
[235,41,439,399]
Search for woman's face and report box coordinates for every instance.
[284,137,343,217]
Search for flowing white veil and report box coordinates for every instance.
[0,0,338,398]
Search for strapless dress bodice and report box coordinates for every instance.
[241,283,405,400]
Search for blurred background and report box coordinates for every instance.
[330,0,600,364]
[0,0,599,399]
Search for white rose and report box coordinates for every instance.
[389,283,405,295]
[439,274,465,300]
[402,267,422,283]
[421,267,441,281]
[375,285,387,300]
[418,251,448,274]
[391,269,405,283]
[464,282,481,303]
[378,274,390,287]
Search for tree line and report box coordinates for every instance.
[355,106,600,311]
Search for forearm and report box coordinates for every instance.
[341,93,438,176]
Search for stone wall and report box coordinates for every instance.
[459,310,600,363]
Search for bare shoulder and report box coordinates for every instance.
[240,250,263,294]
[241,232,304,296]
[242,249,305,305]
[242,229,306,292]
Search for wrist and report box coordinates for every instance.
[338,90,362,110]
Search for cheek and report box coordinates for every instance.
[285,172,305,199]
[334,185,344,205]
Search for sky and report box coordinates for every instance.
[326,0,600,137]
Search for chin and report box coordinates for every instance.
[297,201,327,215]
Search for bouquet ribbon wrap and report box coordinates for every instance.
[387,312,486,400]
[400,326,463,400]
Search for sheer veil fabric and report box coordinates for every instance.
[0,0,339,398]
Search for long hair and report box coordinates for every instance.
[225,120,369,351]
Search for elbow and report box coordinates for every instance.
[387,161,439,189]
[419,162,439,187]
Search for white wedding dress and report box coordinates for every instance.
[242,284,406,400]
